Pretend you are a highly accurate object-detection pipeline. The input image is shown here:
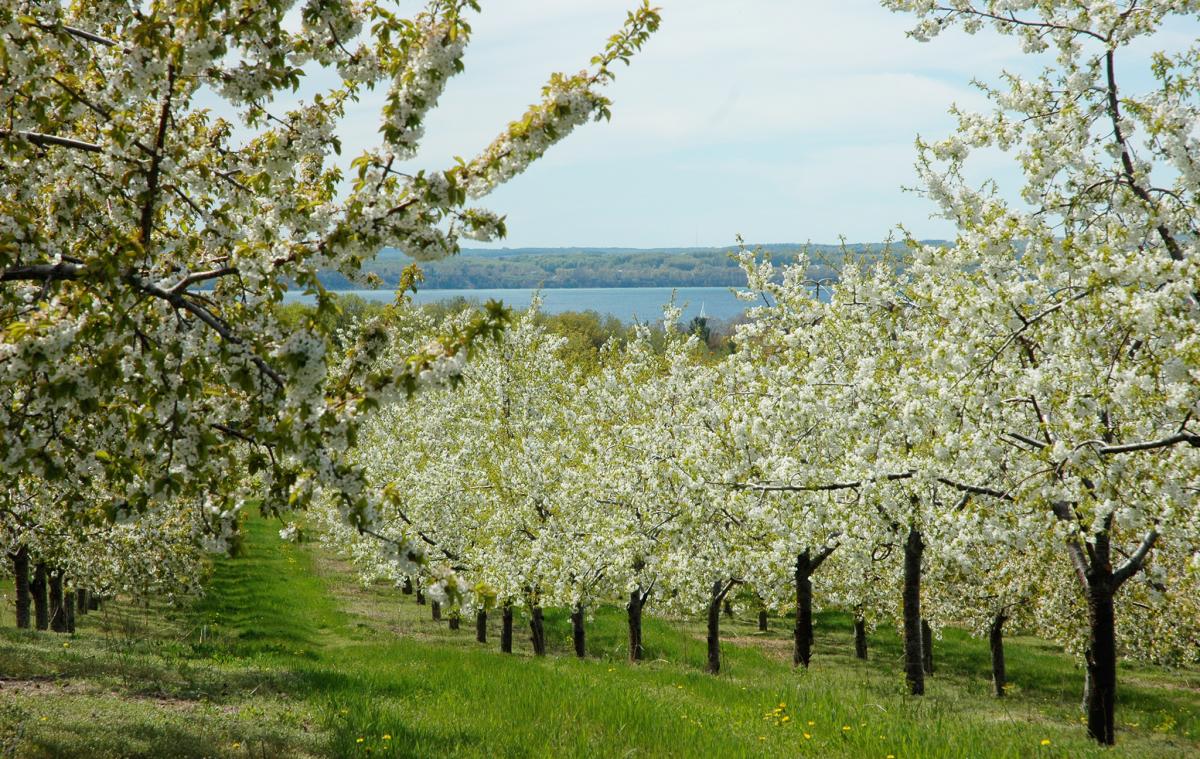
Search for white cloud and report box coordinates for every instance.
[219,1,1198,247]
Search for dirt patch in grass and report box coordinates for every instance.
[723,635,795,664]
[0,677,206,713]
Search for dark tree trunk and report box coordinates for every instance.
[922,619,934,675]
[706,581,724,675]
[11,547,30,629]
[32,563,48,630]
[794,551,814,668]
[65,589,76,634]
[501,604,514,654]
[529,606,546,656]
[431,600,441,621]
[902,527,925,695]
[757,609,768,632]
[722,599,733,619]
[88,592,100,611]
[49,569,67,633]
[990,612,1007,697]
[853,616,868,660]
[792,546,839,666]
[416,589,426,605]
[475,609,487,643]
[627,589,646,662]
[1085,575,1117,745]
[448,611,459,630]
[76,589,88,616]
[402,577,413,595]
[571,605,586,658]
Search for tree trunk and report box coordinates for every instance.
[853,615,868,660]
[757,609,768,632]
[990,612,1007,697]
[402,577,413,595]
[529,606,546,656]
[1085,575,1117,745]
[475,609,487,643]
[76,589,88,616]
[11,547,30,629]
[902,527,925,695]
[922,619,934,675]
[722,599,733,619]
[794,551,814,668]
[571,605,586,658]
[49,569,67,633]
[32,562,48,630]
[706,581,724,675]
[88,592,100,611]
[501,604,514,654]
[416,589,426,605]
[65,589,76,634]
[627,589,645,662]
[448,611,459,630]
[431,600,441,621]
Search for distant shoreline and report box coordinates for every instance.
[315,242,929,291]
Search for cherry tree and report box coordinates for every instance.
[0,0,659,580]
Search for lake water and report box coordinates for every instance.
[286,287,755,323]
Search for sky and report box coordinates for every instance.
[319,1,1189,249]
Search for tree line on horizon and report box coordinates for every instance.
[313,243,920,290]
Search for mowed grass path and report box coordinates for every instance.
[0,518,1197,758]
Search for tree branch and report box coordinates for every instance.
[1088,432,1200,455]
[0,130,101,153]
[935,476,1013,501]
[1113,528,1158,589]
[0,262,82,283]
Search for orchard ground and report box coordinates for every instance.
[0,519,1196,758]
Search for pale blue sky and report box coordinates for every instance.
[319,1,1193,248]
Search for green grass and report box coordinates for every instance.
[1,519,1197,758]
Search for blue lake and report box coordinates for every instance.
[285,287,755,323]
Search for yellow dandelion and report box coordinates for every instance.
[758,736,766,741]
[843,725,852,732]
[803,732,812,740]
[607,668,615,672]
[778,702,786,708]
[781,716,791,723]
[232,742,241,749]
[383,735,391,740]
[63,642,70,648]
[887,755,895,759]
[356,737,365,744]
[807,720,815,726]
[1040,739,1051,746]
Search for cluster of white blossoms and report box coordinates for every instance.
[0,0,659,598]
[379,17,468,158]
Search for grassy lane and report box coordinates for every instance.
[1,518,1198,757]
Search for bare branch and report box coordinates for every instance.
[0,130,101,153]
[935,476,1013,501]
[1113,529,1159,589]
[1084,432,1200,455]
[1,262,82,283]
